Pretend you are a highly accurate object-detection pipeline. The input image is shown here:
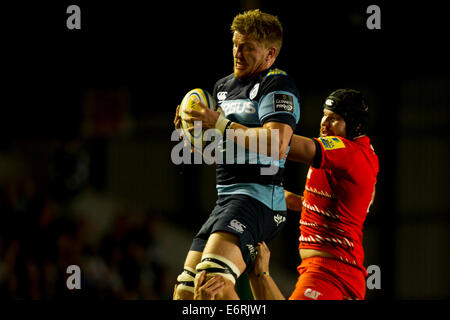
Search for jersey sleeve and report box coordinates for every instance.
[257,74,300,131]
[312,136,355,171]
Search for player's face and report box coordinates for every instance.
[232,31,271,80]
[320,109,347,138]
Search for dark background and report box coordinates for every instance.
[1,0,448,300]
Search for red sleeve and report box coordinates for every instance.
[313,136,356,171]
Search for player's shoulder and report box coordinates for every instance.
[262,68,291,84]
[350,136,376,153]
[316,136,348,152]
[353,136,379,168]
[315,136,378,176]
[265,68,288,77]
[317,135,370,152]
[318,136,378,166]
[345,136,379,175]
[260,68,299,97]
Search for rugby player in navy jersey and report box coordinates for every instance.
[173,9,300,300]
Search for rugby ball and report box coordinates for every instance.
[179,88,216,149]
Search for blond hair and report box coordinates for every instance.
[231,9,283,50]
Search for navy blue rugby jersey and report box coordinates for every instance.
[212,68,300,211]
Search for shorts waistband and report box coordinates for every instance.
[300,256,361,273]
[301,256,339,265]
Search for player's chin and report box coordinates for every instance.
[234,67,249,79]
[320,130,333,137]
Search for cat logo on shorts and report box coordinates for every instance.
[228,219,246,234]
[304,288,322,300]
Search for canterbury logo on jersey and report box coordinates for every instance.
[217,91,228,101]
[220,100,256,115]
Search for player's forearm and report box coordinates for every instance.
[248,273,286,300]
[228,122,273,155]
[227,122,287,159]
[284,190,303,211]
[287,135,316,164]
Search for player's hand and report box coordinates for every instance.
[193,271,225,300]
[252,242,271,278]
[172,284,178,299]
[284,190,303,211]
[174,105,196,154]
[183,97,221,130]
[174,105,182,129]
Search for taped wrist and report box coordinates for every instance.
[195,253,241,284]
[176,266,197,293]
[255,271,270,277]
[215,111,232,135]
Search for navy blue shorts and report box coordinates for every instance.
[190,194,287,273]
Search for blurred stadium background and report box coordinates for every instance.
[1,1,448,299]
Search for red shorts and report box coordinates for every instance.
[289,257,366,300]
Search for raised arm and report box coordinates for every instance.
[248,242,286,300]
[183,101,293,160]
[287,134,318,165]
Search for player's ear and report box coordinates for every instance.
[266,46,277,62]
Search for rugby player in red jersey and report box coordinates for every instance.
[248,88,379,300]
